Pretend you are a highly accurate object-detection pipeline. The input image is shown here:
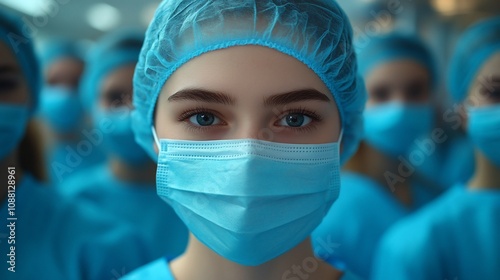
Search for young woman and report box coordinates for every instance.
[0,10,150,280]
[61,30,188,260]
[372,17,500,280]
[123,0,366,279]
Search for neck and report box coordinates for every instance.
[1,150,23,204]
[468,151,500,190]
[350,143,413,206]
[109,157,156,186]
[170,234,342,280]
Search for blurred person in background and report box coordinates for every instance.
[37,39,105,184]
[372,16,500,280]
[0,9,151,280]
[312,34,454,280]
[60,30,189,261]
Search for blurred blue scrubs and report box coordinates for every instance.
[121,257,174,280]
[61,163,189,260]
[312,172,410,279]
[47,140,106,185]
[0,173,150,280]
[372,186,500,280]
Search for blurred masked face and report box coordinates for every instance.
[361,59,434,157]
[155,45,341,145]
[99,64,135,110]
[464,52,500,167]
[365,60,431,107]
[0,42,30,105]
[45,57,84,90]
[0,41,32,161]
[466,52,500,107]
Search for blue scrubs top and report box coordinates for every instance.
[0,173,150,280]
[312,172,410,279]
[46,140,106,185]
[60,163,189,260]
[121,257,174,280]
[372,186,500,280]
[412,132,475,191]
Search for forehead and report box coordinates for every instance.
[365,59,429,86]
[101,64,136,89]
[161,45,333,101]
[46,57,83,73]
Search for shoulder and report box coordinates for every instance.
[371,187,470,279]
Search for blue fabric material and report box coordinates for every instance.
[80,30,143,110]
[38,39,84,69]
[156,137,341,266]
[447,17,500,102]
[45,140,106,185]
[363,102,435,157]
[38,86,85,133]
[372,186,500,280]
[312,172,409,279]
[467,104,500,167]
[121,257,174,280]
[0,174,151,280]
[0,104,29,160]
[132,0,366,165]
[93,108,151,165]
[60,163,189,259]
[357,33,436,86]
[0,9,41,114]
[410,131,475,191]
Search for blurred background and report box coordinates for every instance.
[1,0,499,94]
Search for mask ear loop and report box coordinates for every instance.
[151,126,160,150]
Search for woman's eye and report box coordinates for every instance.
[188,112,221,126]
[279,113,312,127]
[0,78,20,92]
[370,86,390,102]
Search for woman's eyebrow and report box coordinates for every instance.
[168,88,235,105]
[263,89,331,106]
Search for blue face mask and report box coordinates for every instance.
[94,108,150,165]
[468,104,500,167]
[0,104,29,160]
[39,86,84,133]
[153,129,342,266]
[363,102,434,157]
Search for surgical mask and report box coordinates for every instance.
[94,108,150,165]
[468,104,500,167]
[363,102,434,157]
[39,86,84,133]
[0,104,29,160]
[153,128,342,266]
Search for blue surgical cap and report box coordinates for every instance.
[447,17,500,102]
[0,9,41,114]
[80,30,144,110]
[39,39,85,70]
[357,34,436,86]
[132,0,366,164]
